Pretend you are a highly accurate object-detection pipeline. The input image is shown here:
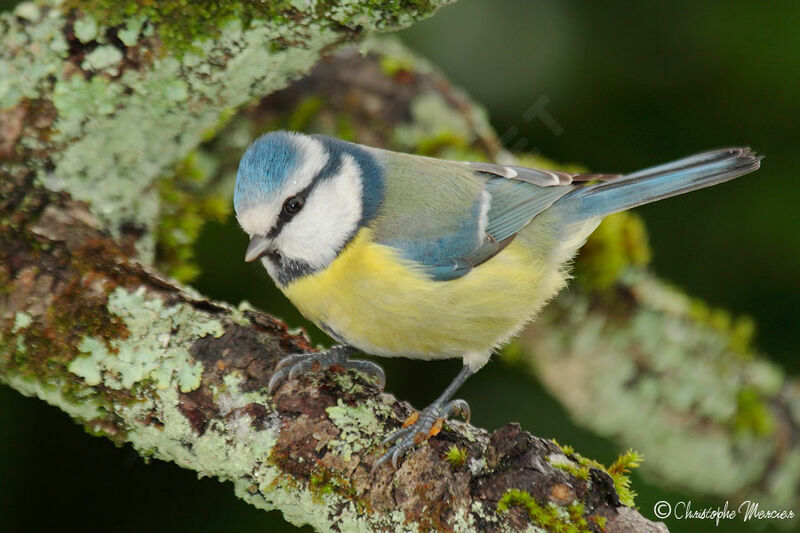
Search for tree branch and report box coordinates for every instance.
[1,0,455,257]
[0,132,662,533]
[1,2,665,532]
[524,274,800,510]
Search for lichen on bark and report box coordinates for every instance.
[1,0,456,259]
[1,6,671,526]
[4,0,797,531]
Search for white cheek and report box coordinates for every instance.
[237,205,279,237]
[277,154,363,269]
[236,134,328,237]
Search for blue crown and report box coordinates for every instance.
[234,131,299,215]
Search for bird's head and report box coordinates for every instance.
[234,131,383,285]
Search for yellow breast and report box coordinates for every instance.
[281,227,573,369]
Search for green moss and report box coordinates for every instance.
[65,1,288,54]
[308,467,358,503]
[733,387,775,436]
[67,0,444,55]
[380,54,415,77]
[334,114,357,142]
[0,249,148,443]
[547,453,590,481]
[687,297,757,357]
[393,92,486,160]
[591,515,607,531]
[0,263,131,399]
[607,449,644,508]
[496,489,590,533]
[444,444,467,467]
[498,339,524,366]
[530,280,783,499]
[574,211,651,292]
[0,1,451,257]
[514,153,588,176]
[551,442,643,508]
[287,96,325,132]
[157,150,229,282]
[415,131,471,157]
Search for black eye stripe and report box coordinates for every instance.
[267,184,313,239]
[266,151,345,240]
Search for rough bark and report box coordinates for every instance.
[1,2,667,532]
[0,109,662,533]
[9,175,660,532]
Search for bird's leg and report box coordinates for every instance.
[373,365,473,471]
[268,344,385,393]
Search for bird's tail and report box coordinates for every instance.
[556,147,761,221]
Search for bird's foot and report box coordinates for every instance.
[268,345,385,393]
[372,399,470,471]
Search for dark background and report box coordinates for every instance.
[1,1,798,531]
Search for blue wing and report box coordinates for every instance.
[369,151,608,281]
[368,146,759,281]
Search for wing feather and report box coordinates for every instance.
[370,150,602,281]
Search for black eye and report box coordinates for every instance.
[282,196,304,216]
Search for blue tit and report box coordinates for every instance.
[233,131,761,469]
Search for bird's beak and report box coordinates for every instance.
[245,235,272,262]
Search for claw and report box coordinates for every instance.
[380,425,412,446]
[288,359,310,381]
[275,353,307,370]
[372,398,470,472]
[345,359,386,390]
[371,450,391,472]
[268,367,291,394]
[268,347,385,394]
[391,446,405,469]
[446,399,471,423]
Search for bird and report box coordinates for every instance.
[233,131,761,470]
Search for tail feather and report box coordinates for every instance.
[558,147,761,221]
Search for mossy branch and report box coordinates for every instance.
[1,0,455,258]
[1,2,665,532]
[0,129,663,533]
[521,272,800,511]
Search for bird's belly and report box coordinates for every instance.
[281,228,571,364]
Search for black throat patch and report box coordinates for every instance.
[263,252,314,287]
